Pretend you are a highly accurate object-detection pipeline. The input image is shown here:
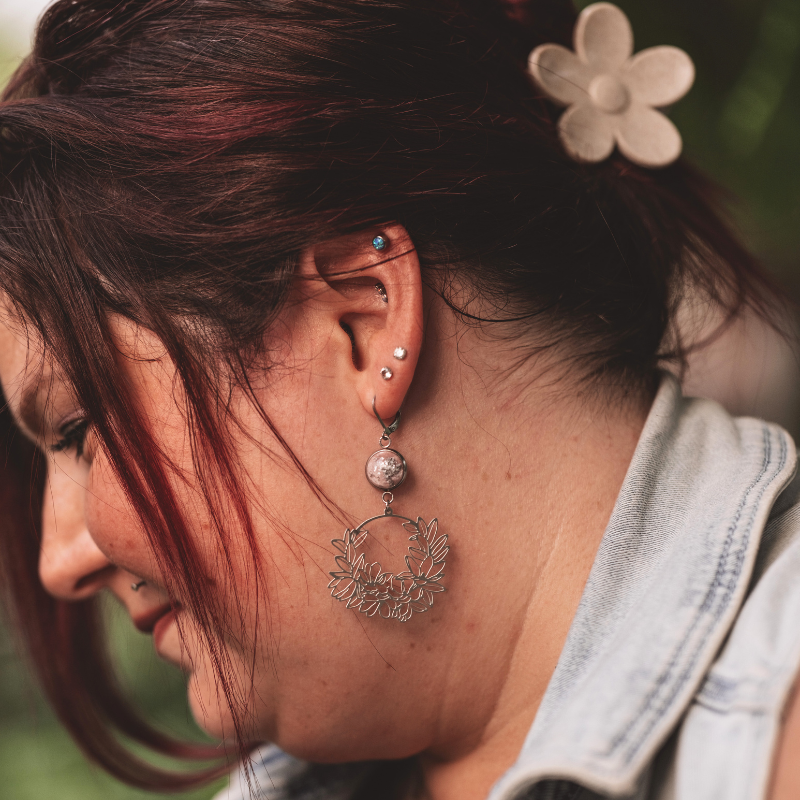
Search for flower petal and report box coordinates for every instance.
[528,44,592,106]
[576,3,633,72]
[362,601,380,617]
[333,581,356,601]
[615,104,683,167]
[623,46,695,107]
[559,103,616,163]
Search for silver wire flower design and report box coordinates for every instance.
[528,2,695,167]
[328,517,448,623]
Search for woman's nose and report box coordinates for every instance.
[39,458,113,600]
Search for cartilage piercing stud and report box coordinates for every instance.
[393,347,407,360]
[372,234,387,251]
[375,282,388,303]
[380,367,393,380]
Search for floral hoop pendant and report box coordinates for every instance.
[327,401,449,622]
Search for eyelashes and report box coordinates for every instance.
[50,418,90,459]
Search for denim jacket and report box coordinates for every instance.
[217,373,800,800]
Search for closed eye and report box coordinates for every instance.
[50,418,90,459]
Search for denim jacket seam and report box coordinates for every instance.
[607,424,788,765]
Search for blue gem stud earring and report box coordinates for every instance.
[372,234,387,251]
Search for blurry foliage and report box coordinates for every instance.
[579,0,800,285]
[0,599,224,800]
[0,0,799,797]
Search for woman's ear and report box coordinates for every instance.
[297,224,423,421]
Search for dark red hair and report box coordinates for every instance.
[0,0,781,791]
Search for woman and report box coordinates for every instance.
[0,1,799,798]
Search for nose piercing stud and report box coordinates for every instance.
[131,580,147,592]
[393,347,407,360]
[380,367,393,380]
[372,234,387,251]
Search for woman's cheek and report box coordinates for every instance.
[84,453,151,571]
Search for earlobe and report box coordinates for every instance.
[304,224,424,422]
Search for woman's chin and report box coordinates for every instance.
[152,617,195,672]
[186,674,235,740]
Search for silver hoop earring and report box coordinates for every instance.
[131,579,147,592]
[327,400,449,622]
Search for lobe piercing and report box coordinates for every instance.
[131,580,147,592]
[393,347,408,360]
[372,234,387,251]
[380,367,393,380]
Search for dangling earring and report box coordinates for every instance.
[327,400,449,622]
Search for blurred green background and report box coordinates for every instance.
[0,0,799,798]
[609,0,800,291]
[0,599,225,800]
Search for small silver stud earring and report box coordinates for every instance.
[372,234,387,251]
[393,347,408,360]
[380,367,393,380]
[131,580,147,592]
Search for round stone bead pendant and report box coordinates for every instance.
[365,448,407,490]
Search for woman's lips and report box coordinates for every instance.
[152,607,179,651]
[132,603,181,651]
[132,603,172,634]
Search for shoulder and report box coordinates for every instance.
[657,469,800,800]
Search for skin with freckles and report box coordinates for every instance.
[768,678,800,799]
[0,226,650,800]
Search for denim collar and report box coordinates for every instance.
[489,373,796,799]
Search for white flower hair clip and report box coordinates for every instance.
[528,2,695,168]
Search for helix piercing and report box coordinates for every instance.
[131,580,147,592]
[393,347,408,360]
[372,234,387,251]
[380,367,393,380]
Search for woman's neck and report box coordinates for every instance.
[408,305,651,800]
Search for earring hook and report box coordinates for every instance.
[372,397,401,439]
